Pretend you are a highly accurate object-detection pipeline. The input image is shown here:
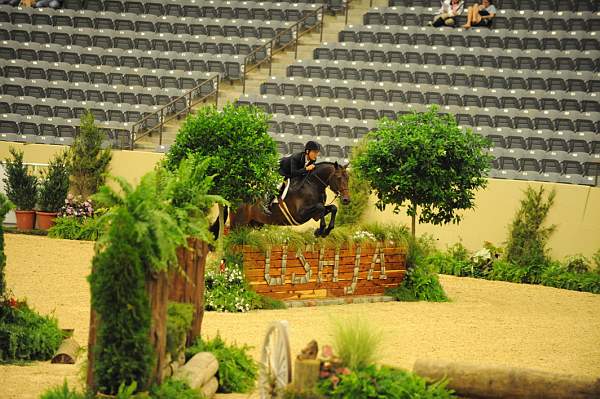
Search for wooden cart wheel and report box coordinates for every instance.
[259,320,292,399]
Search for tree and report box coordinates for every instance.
[37,151,70,212]
[353,107,491,237]
[165,104,280,247]
[68,112,112,199]
[505,186,556,283]
[0,193,13,298]
[3,147,37,211]
[337,142,370,225]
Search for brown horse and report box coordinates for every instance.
[214,162,351,238]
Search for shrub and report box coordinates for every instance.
[505,186,556,284]
[540,264,600,294]
[186,334,258,393]
[48,216,101,241]
[150,379,204,399]
[0,193,13,298]
[427,252,471,277]
[486,260,528,283]
[0,299,64,362]
[39,381,86,399]
[204,262,258,313]
[68,112,111,199]
[282,388,325,399]
[253,294,287,310]
[166,302,194,359]
[563,254,591,274]
[318,365,455,399]
[331,316,382,371]
[38,151,70,213]
[593,249,600,273]
[387,263,448,302]
[88,208,154,394]
[3,147,38,210]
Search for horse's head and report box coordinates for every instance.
[330,162,351,205]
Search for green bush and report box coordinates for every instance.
[150,379,204,399]
[39,381,86,399]
[38,151,70,213]
[89,208,154,394]
[505,186,556,284]
[540,264,600,293]
[427,252,472,277]
[253,294,287,310]
[318,365,455,399]
[166,302,194,359]
[336,167,370,226]
[387,263,448,302]
[486,260,528,283]
[563,254,591,274]
[3,147,38,210]
[48,216,101,241]
[68,112,111,199]
[0,300,65,362]
[331,316,382,371]
[282,388,325,399]
[593,249,600,273]
[186,334,258,393]
[204,262,259,313]
[0,193,13,298]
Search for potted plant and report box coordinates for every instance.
[37,151,69,230]
[3,147,38,230]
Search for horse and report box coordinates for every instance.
[212,162,351,238]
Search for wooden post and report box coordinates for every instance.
[292,359,321,391]
[170,237,208,345]
[147,271,170,387]
[86,309,98,390]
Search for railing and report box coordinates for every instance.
[128,75,220,150]
[242,5,326,94]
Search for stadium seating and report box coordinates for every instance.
[239,0,600,185]
[0,0,321,147]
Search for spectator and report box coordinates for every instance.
[431,0,465,27]
[33,0,62,8]
[462,0,497,29]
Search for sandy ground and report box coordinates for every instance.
[1,234,599,399]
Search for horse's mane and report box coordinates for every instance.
[315,161,348,168]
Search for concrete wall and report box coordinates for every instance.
[1,142,598,259]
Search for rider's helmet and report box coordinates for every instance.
[304,141,320,152]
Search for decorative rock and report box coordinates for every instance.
[174,352,219,390]
[414,359,600,399]
[297,340,318,360]
[201,376,218,398]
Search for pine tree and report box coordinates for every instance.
[68,112,112,198]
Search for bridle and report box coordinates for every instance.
[306,164,349,205]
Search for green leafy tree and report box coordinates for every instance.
[353,107,491,237]
[505,186,556,283]
[38,151,70,212]
[337,142,370,225]
[165,104,280,248]
[3,147,37,210]
[68,112,112,199]
[0,193,13,298]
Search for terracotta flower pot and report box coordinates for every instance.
[15,210,36,230]
[36,211,58,230]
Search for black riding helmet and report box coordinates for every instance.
[304,140,320,152]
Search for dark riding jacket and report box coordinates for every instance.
[279,152,316,179]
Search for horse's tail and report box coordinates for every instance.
[209,206,229,242]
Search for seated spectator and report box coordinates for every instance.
[33,0,62,8]
[462,0,497,29]
[431,0,464,27]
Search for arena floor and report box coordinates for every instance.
[1,234,599,399]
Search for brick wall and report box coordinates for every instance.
[240,243,407,300]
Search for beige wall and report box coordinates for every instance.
[2,142,598,259]
[363,180,600,260]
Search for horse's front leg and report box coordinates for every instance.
[322,205,337,237]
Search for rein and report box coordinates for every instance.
[308,165,340,206]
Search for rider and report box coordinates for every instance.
[263,140,321,215]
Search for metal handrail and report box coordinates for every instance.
[242,5,326,94]
[128,75,220,150]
